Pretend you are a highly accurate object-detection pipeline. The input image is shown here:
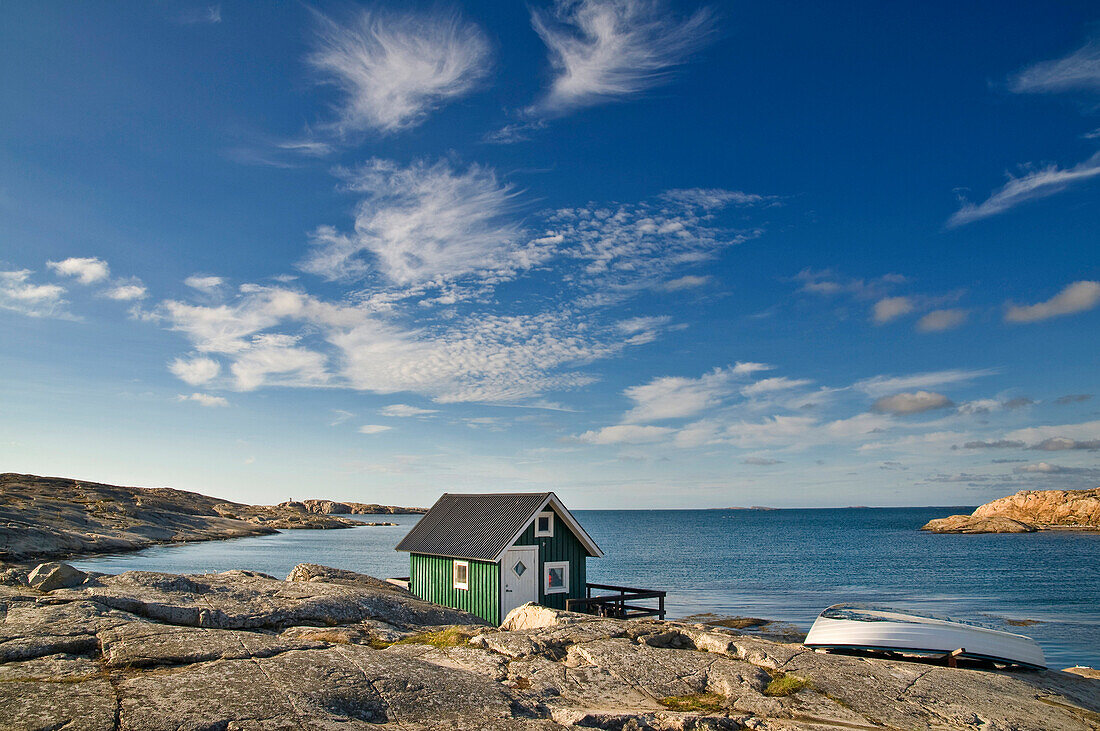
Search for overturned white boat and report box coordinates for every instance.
[804,604,1046,669]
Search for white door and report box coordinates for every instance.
[501,546,538,620]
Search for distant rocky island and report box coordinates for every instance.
[278,498,425,515]
[0,473,423,563]
[922,487,1100,534]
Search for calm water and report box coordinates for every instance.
[72,507,1100,669]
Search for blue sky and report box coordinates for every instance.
[1,1,1098,508]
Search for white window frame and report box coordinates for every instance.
[544,560,569,594]
[453,560,469,590]
[534,511,555,538]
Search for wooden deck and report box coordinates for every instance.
[565,582,666,620]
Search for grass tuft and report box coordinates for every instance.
[381,627,474,649]
[657,692,725,713]
[763,673,809,697]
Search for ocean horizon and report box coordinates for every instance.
[73,506,1100,670]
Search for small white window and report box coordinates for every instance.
[535,511,554,537]
[453,560,469,590]
[544,561,569,594]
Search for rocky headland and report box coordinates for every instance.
[0,473,417,563]
[922,487,1100,534]
[2,561,1098,730]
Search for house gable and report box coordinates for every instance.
[511,504,589,610]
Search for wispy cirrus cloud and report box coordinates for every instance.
[527,0,716,117]
[854,369,997,398]
[546,187,763,290]
[309,8,491,135]
[621,365,747,423]
[1009,40,1100,95]
[1005,280,1100,323]
[948,152,1100,227]
[380,404,438,417]
[300,158,546,288]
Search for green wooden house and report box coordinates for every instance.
[395,492,603,625]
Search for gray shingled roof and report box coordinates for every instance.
[394,492,561,561]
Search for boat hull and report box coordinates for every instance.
[803,605,1046,669]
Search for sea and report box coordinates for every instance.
[71,507,1100,670]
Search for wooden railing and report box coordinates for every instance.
[566,582,666,620]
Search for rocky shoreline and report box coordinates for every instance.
[922,486,1100,534]
[0,473,419,564]
[2,561,1098,730]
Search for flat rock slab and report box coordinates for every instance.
[99,621,329,668]
[46,568,483,630]
[0,653,117,731]
[119,644,545,731]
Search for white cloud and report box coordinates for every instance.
[358,424,393,434]
[872,296,914,324]
[948,152,1100,227]
[741,376,812,398]
[999,420,1100,452]
[177,392,229,408]
[184,275,225,292]
[855,369,996,398]
[301,159,550,287]
[309,8,490,134]
[548,192,761,288]
[615,315,672,345]
[742,457,782,466]
[661,188,768,208]
[1014,462,1065,474]
[870,391,954,415]
[169,356,220,385]
[792,268,907,299]
[105,283,148,301]
[1009,41,1100,94]
[229,334,329,391]
[0,270,69,318]
[576,424,674,445]
[660,274,711,291]
[528,0,715,116]
[1005,281,1100,323]
[957,399,1001,416]
[722,415,816,448]
[380,404,438,417]
[622,367,736,423]
[47,257,110,284]
[917,308,968,332]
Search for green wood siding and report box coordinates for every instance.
[409,554,501,625]
[513,514,588,610]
